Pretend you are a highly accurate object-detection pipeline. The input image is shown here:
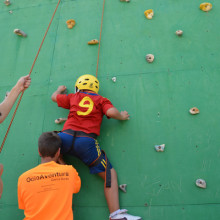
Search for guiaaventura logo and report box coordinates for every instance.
[26,172,69,182]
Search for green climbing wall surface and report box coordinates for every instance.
[0,0,220,219]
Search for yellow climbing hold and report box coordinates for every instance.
[4,0,11,6]
[144,9,154,19]
[88,39,99,45]
[66,19,76,29]
[200,3,212,12]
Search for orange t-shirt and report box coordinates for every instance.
[18,161,81,220]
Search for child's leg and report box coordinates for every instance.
[98,168,120,213]
[0,164,3,199]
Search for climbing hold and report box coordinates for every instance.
[9,10,13,14]
[189,107,200,115]
[155,144,165,152]
[176,30,183,36]
[119,184,127,193]
[55,118,67,124]
[196,179,206,188]
[14,29,27,37]
[112,77,117,83]
[200,3,212,12]
[144,9,154,19]
[66,19,76,29]
[146,54,154,63]
[120,0,130,2]
[4,0,11,6]
[88,39,99,45]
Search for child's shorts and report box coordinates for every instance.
[58,131,112,174]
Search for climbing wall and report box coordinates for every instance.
[0,0,220,219]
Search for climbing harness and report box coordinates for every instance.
[90,150,111,187]
[0,0,61,153]
[61,129,111,187]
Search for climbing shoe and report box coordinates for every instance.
[110,209,142,220]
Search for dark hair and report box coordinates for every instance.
[38,132,62,158]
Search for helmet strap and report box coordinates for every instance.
[75,86,79,93]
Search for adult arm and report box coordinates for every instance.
[72,168,81,194]
[0,75,31,123]
[51,85,67,103]
[106,107,130,120]
[17,176,25,209]
[0,164,3,199]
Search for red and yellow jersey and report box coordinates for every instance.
[56,92,114,136]
[18,161,81,220]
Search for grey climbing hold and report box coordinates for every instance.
[4,0,11,6]
[9,10,13,14]
[120,0,130,2]
[146,54,154,63]
[119,184,127,193]
[55,118,67,124]
[176,30,183,36]
[112,77,117,83]
[14,29,27,37]
[196,179,206,189]
[189,107,199,115]
[155,144,165,152]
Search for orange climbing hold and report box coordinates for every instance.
[144,9,154,19]
[66,19,76,29]
[88,39,99,45]
[200,3,212,12]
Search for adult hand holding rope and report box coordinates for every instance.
[0,75,31,123]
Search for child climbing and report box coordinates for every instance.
[51,74,142,220]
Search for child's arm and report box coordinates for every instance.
[51,85,67,103]
[106,107,130,120]
[0,75,31,123]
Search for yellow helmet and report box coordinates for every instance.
[75,74,99,93]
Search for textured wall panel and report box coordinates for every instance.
[0,0,220,219]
